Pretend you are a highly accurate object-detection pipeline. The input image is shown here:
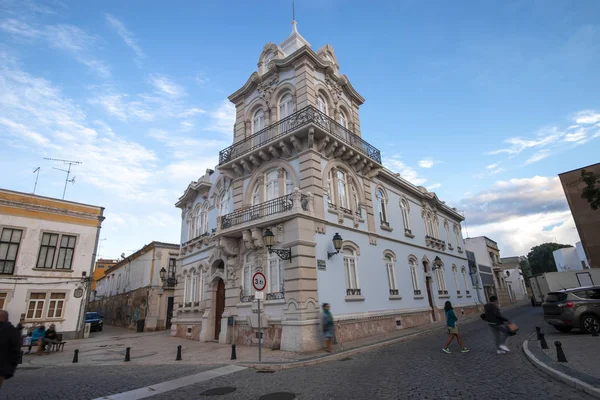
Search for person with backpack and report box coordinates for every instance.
[484,295,512,354]
[442,301,469,354]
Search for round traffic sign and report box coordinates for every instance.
[252,272,266,291]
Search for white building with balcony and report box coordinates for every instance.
[0,189,104,338]
[171,21,478,351]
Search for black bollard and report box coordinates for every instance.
[124,347,131,362]
[555,341,568,363]
[18,350,23,365]
[72,349,79,363]
[176,345,182,361]
[536,326,542,341]
[540,333,549,349]
[231,344,237,360]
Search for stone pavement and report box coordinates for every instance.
[524,328,600,398]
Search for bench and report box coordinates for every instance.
[21,334,66,353]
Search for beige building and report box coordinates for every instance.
[465,236,511,305]
[0,189,104,338]
[559,162,600,268]
[90,241,179,332]
[171,21,478,352]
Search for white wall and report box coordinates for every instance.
[553,247,583,272]
[0,213,98,337]
[575,242,590,269]
[503,268,527,301]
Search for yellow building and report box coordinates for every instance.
[92,258,118,291]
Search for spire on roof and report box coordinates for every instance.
[280,2,310,56]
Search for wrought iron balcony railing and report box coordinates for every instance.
[346,288,362,296]
[218,105,382,165]
[220,193,308,230]
[389,289,399,296]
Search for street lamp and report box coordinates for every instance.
[327,233,343,259]
[159,267,177,287]
[433,256,443,270]
[263,228,292,261]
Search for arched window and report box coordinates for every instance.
[183,273,191,304]
[336,170,348,208]
[285,170,294,195]
[278,93,294,120]
[191,270,198,303]
[252,185,260,206]
[250,167,296,207]
[444,220,451,247]
[385,254,397,295]
[219,191,229,216]
[461,266,469,296]
[409,257,420,295]
[265,169,279,201]
[452,265,460,295]
[454,225,461,249]
[436,266,447,295]
[268,251,284,294]
[252,108,266,134]
[196,204,208,236]
[400,199,411,232]
[376,188,388,226]
[187,212,194,240]
[343,247,360,294]
[327,168,361,215]
[339,110,348,129]
[317,94,328,115]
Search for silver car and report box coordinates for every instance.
[543,286,600,334]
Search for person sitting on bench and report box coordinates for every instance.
[37,324,60,355]
[28,326,45,354]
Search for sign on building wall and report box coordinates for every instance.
[317,259,326,271]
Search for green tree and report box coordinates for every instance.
[527,243,573,275]
[519,257,532,278]
[581,169,600,210]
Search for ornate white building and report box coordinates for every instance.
[171,21,477,351]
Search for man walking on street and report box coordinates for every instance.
[0,310,21,390]
[484,296,511,354]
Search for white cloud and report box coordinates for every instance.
[418,158,436,168]
[574,110,600,125]
[460,175,580,254]
[564,129,587,142]
[149,74,186,98]
[524,149,551,165]
[195,73,209,85]
[383,155,427,186]
[488,127,563,155]
[207,100,236,137]
[426,183,441,190]
[105,14,145,62]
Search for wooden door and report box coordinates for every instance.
[166,297,174,329]
[426,277,436,321]
[214,279,225,340]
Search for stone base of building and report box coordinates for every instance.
[173,322,202,341]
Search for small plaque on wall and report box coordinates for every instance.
[317,259,326,271]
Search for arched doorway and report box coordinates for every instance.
[423,261,436,321]
[214,278,225,340]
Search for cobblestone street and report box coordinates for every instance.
[1,305,594,400]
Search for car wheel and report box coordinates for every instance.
[554,326,573,333]
[581,314,600,334]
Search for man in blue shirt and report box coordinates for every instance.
[29,326,45,355]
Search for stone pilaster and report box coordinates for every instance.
[233,99,246,144]
[294,61,316,110]
[362,176,375,233]
[232,178,244,211]
[299,150,324,219]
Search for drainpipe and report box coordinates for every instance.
[77,208,105,339]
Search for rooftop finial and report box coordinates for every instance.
[293,0,295,22]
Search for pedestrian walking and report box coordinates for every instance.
[442,301,469,354]
[0,310,21,390]
[484,296,512,354]
[322,303,335,352]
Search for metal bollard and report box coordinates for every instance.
[555,341,568,363]
[540,333,549,349]
[176,345,182,361]
[124,347,131,362]
[535,326,542,341]
[18,350,23,365]
[230,344,237,360]
[72,349,79,363]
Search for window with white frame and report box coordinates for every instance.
[343,247,360,294]
[242,253,256,297]
[409,257,420,295]
[337,170,348,208]
[183,274,190,303]
[327,168,361,215]
[187,212,194,240]
[452,265,460,295]
[0,228,22,275]
[252,185,260,206]
[194,204,208,237]
[191,270,198,303]
[56,235,76,269]
[47,293,65,318]
[252,108,266,134]
[339,110,348,129]
[376,188,388,226]
[400,199,411,232]
[265,169,279,201]
[268,252,284,294]
[251,168,296,207]
[317,94,328,115]
[461,266,469,295]
[454,225,461,248]
[219,191,229,216]
[27,293,46,319]
[436,266,447,294]
[424,211,439,238]
[444,221,451,247]
[278,93,294,120]
[385,254,397,295]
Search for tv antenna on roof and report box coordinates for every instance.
[32,167,41,194]
[43,157,82,200]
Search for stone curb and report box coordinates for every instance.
[522,339,600,399]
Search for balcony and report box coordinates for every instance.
[425,236,446,251]
[218,106,381,175]
[220,191,310,231]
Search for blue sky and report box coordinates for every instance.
[1,0,598,259]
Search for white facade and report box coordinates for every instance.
[553,244,589,272]
[465,236,509,304]
[0,189,104,338]
[170,22,479,352]
[502,268,528,302]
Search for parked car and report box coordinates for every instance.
[86,312,103,332]
[543,286,600,333]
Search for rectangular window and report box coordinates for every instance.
[37,233,59,269]
[27,293,46,319]
[344,256,359,289]
[0,292,6,309]
[168,258,177,279]
[191,273,198,302]
[56,235,76,269]
[269,256,284,293]
[47,293,65,318]
[0,228,22,275]
[386,262,397,291]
